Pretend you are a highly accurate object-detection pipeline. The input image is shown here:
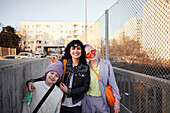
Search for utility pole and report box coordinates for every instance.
[105,10,109,60]
[84,0,87,41]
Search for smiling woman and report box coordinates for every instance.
[59,40,90,113]
[82,44,121,113]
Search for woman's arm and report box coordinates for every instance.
[108,61,120,112]
[108,61,121,100]
[26,77,44,92]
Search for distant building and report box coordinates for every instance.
[124,17,142,41]
[19,21,101,54]
[110,28,124,45]
[142,0,170,60]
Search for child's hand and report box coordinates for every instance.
[28,82,35,92]
[59,82,67,93]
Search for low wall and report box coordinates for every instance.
[0,58,51,113]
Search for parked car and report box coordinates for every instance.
[35,53,42,58]
[39,52,46,58]
[2,55,20,59]
[46,56,58,63]
[19,52,34,59]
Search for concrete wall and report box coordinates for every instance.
[0,58,51,113]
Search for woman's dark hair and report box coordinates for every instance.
[63,40,87,64]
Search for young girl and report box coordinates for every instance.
[82,44,121,113]
[22,61,64,113]
[27,40,90,113]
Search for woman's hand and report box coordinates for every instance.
[59,82,68,93]
[28,82,35,92]
[114,98,120,113]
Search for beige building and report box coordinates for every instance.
[20,21,101,54]
[124,17,142,41]
[142,0,170,60]
[110,28,124,45]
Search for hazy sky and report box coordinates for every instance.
[0,0,117,29]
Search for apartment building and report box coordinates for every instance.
[142,0,170,60]
[20,21,101,54]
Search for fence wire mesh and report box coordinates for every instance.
[108,0,169,80]
[85,0,170,113]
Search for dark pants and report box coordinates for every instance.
[60,105,82,113]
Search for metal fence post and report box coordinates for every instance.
[105,10,109,60]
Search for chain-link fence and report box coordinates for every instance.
[85,0,170,113]
[108,0,170,80]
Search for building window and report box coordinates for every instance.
[74,25,78,28]
[45,30,50,33]
[61,30,63,33]
[44,35,49,38]
[67,36,71,38]
[28,41,34,44]
[36,30,42,33]
[24,25,27,28]
[28,30,34,33]
[36,35,42,39]
[44,41,50,45]
[37,41,41,44]
[74,36,78,38]
[36,25,42,28]
[46,25,50,28]
[74,30,78,33]
[61,25,63,28]
[28,36,34,38]
[28,25,34,28]
[37,46,42,49]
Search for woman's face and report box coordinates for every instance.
[70,44,82,59]
[85,46,97,61]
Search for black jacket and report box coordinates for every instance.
[62,59,90,104]
[26,58,90,105]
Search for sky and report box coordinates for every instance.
[0,0,117,30]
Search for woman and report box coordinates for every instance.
[82,44,121,113]
[27,40,90,113]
